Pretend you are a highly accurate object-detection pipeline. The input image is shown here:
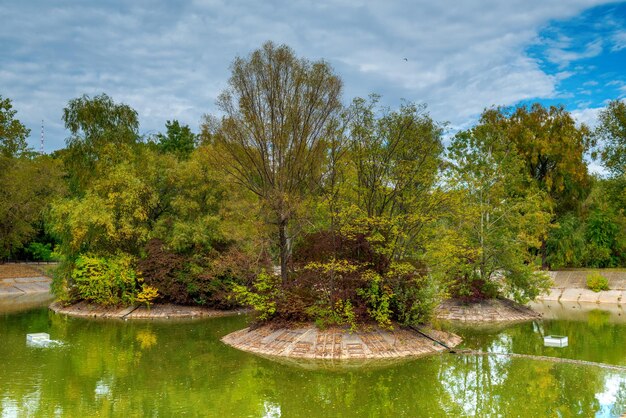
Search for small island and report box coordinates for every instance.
[222,324,461,360]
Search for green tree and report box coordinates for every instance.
[547,177,626,268]
[0,95,30,157]
[49,157,159,258]
[342,95,445,260]
[472,104,592,267]
[155,120,197,159]
[0,155,64,259]
[62,93,139,194]
[446,114,552,302]
[498,104,591,214]
[596,99,626,177]
[147,145,231,252]
[214,41,343,282]
[238,96,449,327]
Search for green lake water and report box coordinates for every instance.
[1,303,626,417]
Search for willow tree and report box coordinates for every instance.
[62,93,140,195]
[214,42,343,282]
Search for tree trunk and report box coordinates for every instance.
[541,238,548,270]
[279,218,289,284]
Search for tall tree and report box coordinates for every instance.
[214,41,343,282]
[345,95,444,259]
[506,104,592,214]
[475,104,592,267]
[0,95,30,157]
[446,119,552,302]
[596,99,626,177]
[62,93,139,194]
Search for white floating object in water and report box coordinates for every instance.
[27,333,50,342]
[544,335,568,348]
[27,333,51,346]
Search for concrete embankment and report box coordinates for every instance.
[0,263,52,296]
[0,264,54,313]
[538,270,625,304]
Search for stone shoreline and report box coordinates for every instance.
[435,298,541,322]
[49,301,247,320]
[221,324,462,360]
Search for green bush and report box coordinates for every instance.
[71,253,143,306]
[232,270,280,321]
[586,271,609,292]
[357,270,394,329]
[26,242,57,262]
[392,274,441,327]
[306,299,358,332]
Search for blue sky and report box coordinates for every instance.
[1,0,625,153]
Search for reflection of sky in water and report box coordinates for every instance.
[488,333,512,354]
[596,374,626,418]
[263,401,281,418]
[95,378,111,398]
[2,389,41,418]
[1,397,19,418]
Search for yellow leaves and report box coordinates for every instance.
[135,329,157,349]
[71,253,142,306]
[232,270,280,321]
[136,284,159,307]
[304,258,361,274]
[50,157,159,255]
[385,261,414,278]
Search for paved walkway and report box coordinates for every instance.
[0,264,53,313]
[546,270,626,289]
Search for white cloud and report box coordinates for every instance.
[545,39,604,68]
[611,30,626,51]
[0,0,617,151]
[571,106,603,127]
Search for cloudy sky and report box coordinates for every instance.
[1,0,625,152]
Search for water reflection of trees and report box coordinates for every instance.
[1,309,626,417]
[446,316,626,416]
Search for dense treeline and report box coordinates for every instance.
[1,42,624,328]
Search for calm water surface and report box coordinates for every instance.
[1,303,626,417]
